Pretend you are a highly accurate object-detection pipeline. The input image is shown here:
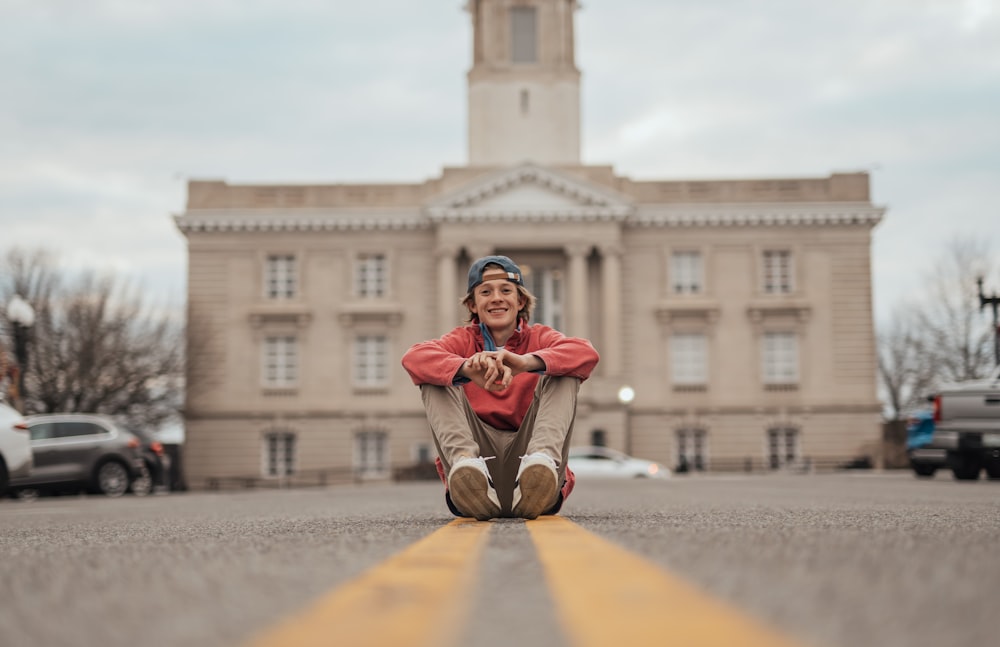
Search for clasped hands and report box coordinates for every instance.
[461,349,541,392]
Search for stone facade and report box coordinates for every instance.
[174,0,884,487]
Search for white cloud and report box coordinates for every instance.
[1,0,998,326]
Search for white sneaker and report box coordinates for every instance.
[512,452,559,520]
[448,456,501,521]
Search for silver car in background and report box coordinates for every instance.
[568,445,670,479]
[0,401,33,494]
[9,413,147,498]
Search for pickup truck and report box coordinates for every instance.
[930,365,1000,480]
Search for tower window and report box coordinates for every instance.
[511,7,537,63]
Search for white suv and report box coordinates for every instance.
[0,402,33,494]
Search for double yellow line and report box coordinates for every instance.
[247,517,807,647]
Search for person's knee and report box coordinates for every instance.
[539,375,582,396]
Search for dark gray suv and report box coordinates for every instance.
[9,414,148,498]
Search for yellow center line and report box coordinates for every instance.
[527,516,810,647]
[245,518,491,647]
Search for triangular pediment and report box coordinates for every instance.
[425,163,633,222]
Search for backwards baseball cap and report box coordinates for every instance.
[467,255,524,292]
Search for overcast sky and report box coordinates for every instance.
[2,0,998,324]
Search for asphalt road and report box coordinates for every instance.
[1,471,997,647]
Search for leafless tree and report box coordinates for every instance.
[914,237,996,384]
[877,304,937,420]
[1,247,184,429]
[877,236,996,420]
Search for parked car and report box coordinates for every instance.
[928,365,1000,480]
[568,445,670,479]
[906,408,947,478]
[0,402,33,494]
[126,426,171,495]
[9,413,148,498]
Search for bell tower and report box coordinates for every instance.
[466,0,581,166]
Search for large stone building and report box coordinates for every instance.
[175,0,884,487]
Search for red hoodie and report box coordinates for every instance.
[401,321,600,431]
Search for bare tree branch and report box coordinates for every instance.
[1,247,184,429]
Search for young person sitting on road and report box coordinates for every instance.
[401,255,600,520]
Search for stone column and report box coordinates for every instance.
[436,246,458,332]
[566,244,589,339]
[600,244,623,376]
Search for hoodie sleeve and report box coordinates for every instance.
[527,326,600,381]
[401,326,477,386]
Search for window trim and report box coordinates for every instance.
[766,426,800,469]
[670,332,708,386]
[354,252,389,299]
[262,430,297,477]
[265,253,298,300]
[760,331,799,385]
[355,429,389,478]
[353,334,390,389]
[761,249,794,295]
[262,335,299,389]
[675,428,708,471]
[670,250,704,295]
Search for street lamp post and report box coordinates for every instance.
[6,294,36,413]
[978,277,1000,366]
[617,385,635,456]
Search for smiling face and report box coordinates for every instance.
[469,278,526,340]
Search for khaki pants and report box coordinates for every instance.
[420,376,581,515]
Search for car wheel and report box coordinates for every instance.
[130,463,153,497]
[0,461,8,496]
[95,460,130,497]
[951,456,982,481]
[911,463,937,478]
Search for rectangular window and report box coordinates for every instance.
[670,251,703,294]
[767,427,799,469]
[264,431,296,476]
[355,253,387,298]
[356,430,388,477]
[266,254,296,299]
[354,335,389,387]
[761,332,798,384]
[671,333,707,385]
[263,336,298,387]
[762,250,792,294]
[676,428,706,471]
[510,7,537,63]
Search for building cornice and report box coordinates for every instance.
[173,209,427,233]
[173,202,885,233]
[425,208,631,222]
[635,203,885,227]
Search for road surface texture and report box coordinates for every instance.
[1,471,996,647]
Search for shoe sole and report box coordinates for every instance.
[449,466,500,521]
[513,464,558,520]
